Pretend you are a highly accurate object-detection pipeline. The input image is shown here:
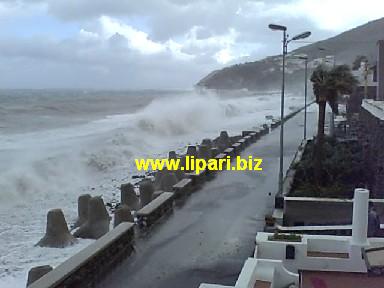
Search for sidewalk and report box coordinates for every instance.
[99,109,318,288]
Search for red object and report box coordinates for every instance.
[310,277,328,288]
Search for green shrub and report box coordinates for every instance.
[289,137,367,198]
[268,232,302,242]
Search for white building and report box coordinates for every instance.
[199,188,384,288]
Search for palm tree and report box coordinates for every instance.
[310,64,357,185]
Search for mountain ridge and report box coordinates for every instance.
[197,17,384,91]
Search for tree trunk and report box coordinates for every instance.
[314,100,326,185]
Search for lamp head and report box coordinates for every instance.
[291,31,311,41]
[268,24,287,31]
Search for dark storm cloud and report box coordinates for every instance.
[0,32,215,89]
[0,0,379,89]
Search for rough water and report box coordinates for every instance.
[0,89,305,287]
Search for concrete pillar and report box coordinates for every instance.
[36,209,77,248]
[114,205,134,228]
[121,183,140,211]
[220,131,229,140]
[217,131,231,151]
[73,194,91,229]
[168,151,185,179]
[160,172,178,191]
[154,169,165,190]
[186,146,197,158]
[351,188,370,246]
[377,40,384,100]
[139,180,154,207]
[73,196,110,239]
[26,265,53,287]
[201,138,212,149]
[168,151,177,159]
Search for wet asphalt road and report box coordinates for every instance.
[99,110,317,288]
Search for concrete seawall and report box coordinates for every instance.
[29,222,135,288]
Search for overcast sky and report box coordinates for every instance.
[0,0,383,89]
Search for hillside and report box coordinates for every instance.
[197,17,384,91]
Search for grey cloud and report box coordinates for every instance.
[0,0,342,89]
[0,33,216,89]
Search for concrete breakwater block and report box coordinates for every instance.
[154,169,166,189]
[121,183,140,211]
[160,172,178,192]
[198,144,212,160]
[215,130,231,152]
[139,180,154,207]
[26,265,53,287]
[201,138,212,149]
[220,130,229,140]
[114,205,134,228]
[73,194,91,229]
[167,152,187,180]
[168,150,177,159]
[74,196,110,239]
[186,145,197,158]
[36,209,77,248]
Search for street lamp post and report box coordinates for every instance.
[304,57,308,140]
[268,24,311,195]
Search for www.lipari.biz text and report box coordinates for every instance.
[135,156,263,175]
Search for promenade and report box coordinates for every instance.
[99,109,317,288]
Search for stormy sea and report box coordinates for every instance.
[0,89,304,287]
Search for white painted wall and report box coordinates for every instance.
[255,233,368,273]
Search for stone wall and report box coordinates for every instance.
[283,197,384,228]
[29,223,135,288]
[284,198,353,226]
[359,100,384,198]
